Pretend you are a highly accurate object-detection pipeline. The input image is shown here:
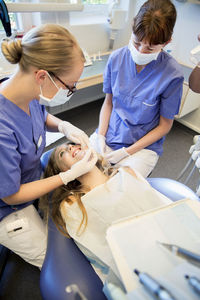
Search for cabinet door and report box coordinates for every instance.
[176,83,200,118]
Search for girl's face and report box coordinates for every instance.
[55,143,86,171]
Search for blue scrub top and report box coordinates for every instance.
[0,95,47,221]
[101,46,184,155]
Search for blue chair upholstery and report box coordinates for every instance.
[39,149,199,300]
[40,148,54,172]
[40,218,106,300]
[147,177,199,201]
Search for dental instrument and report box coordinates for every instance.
[134,269,177,300]
[157,242,200,267]
[185,274,200,295]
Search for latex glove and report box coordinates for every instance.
[97,134,107,155]
[105,147,129,164]
[58,121,89,148]
[59,148,98,185]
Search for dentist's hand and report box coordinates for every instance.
[58,121,89,148]
[59,148,98,185]
[97,134,107,156]
[105,147,130,164]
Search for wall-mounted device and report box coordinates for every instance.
[0,0,11,37]
[107,8,127,50]
[107,9,127,30]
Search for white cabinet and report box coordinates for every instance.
[174,63,200,132]
[176,81,200,118]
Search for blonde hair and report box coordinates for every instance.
[39,146,116,238]
[1,24,84,74]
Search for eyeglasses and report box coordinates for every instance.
[49,72,77,97]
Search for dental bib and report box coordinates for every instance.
[60,168,171,281]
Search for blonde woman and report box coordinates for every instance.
[40,142,171,286]
[0,24,97,268]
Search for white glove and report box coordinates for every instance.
[59,148,98,185]
[105,147,129,164]
[97,134,107,155]
[58,121,89,148]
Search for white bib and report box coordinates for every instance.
[60,168,171,278]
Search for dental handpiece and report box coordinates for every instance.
[185,274,200,295]
[134,269,177,300]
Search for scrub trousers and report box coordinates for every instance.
[0,205,47,269]
[90,132,159,178]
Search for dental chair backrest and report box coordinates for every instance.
[40,148,106,300]
[147,177,199,201]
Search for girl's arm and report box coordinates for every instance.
[126,116,173,155]
[98,93,113,136]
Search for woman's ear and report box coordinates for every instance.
[35,70,48,85]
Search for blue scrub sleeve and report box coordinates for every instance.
[0,133,21,198]
[41,104,48,121]
[160,76,184,119]
[103,56,112,94]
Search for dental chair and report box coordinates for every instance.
[39,148,199,300]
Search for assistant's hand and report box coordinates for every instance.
[105,147,130,164]
[58,121,89,148]
[96,134,107,156]
[59,148,98,185]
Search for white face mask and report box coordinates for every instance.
[128,38,160,66]
[39,73,73,107]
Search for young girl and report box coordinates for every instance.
[40,142,171,285]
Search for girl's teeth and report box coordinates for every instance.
[74,150,80,157]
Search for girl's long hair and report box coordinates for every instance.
[39,147,116,237]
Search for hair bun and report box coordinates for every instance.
[1,39,22,64]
